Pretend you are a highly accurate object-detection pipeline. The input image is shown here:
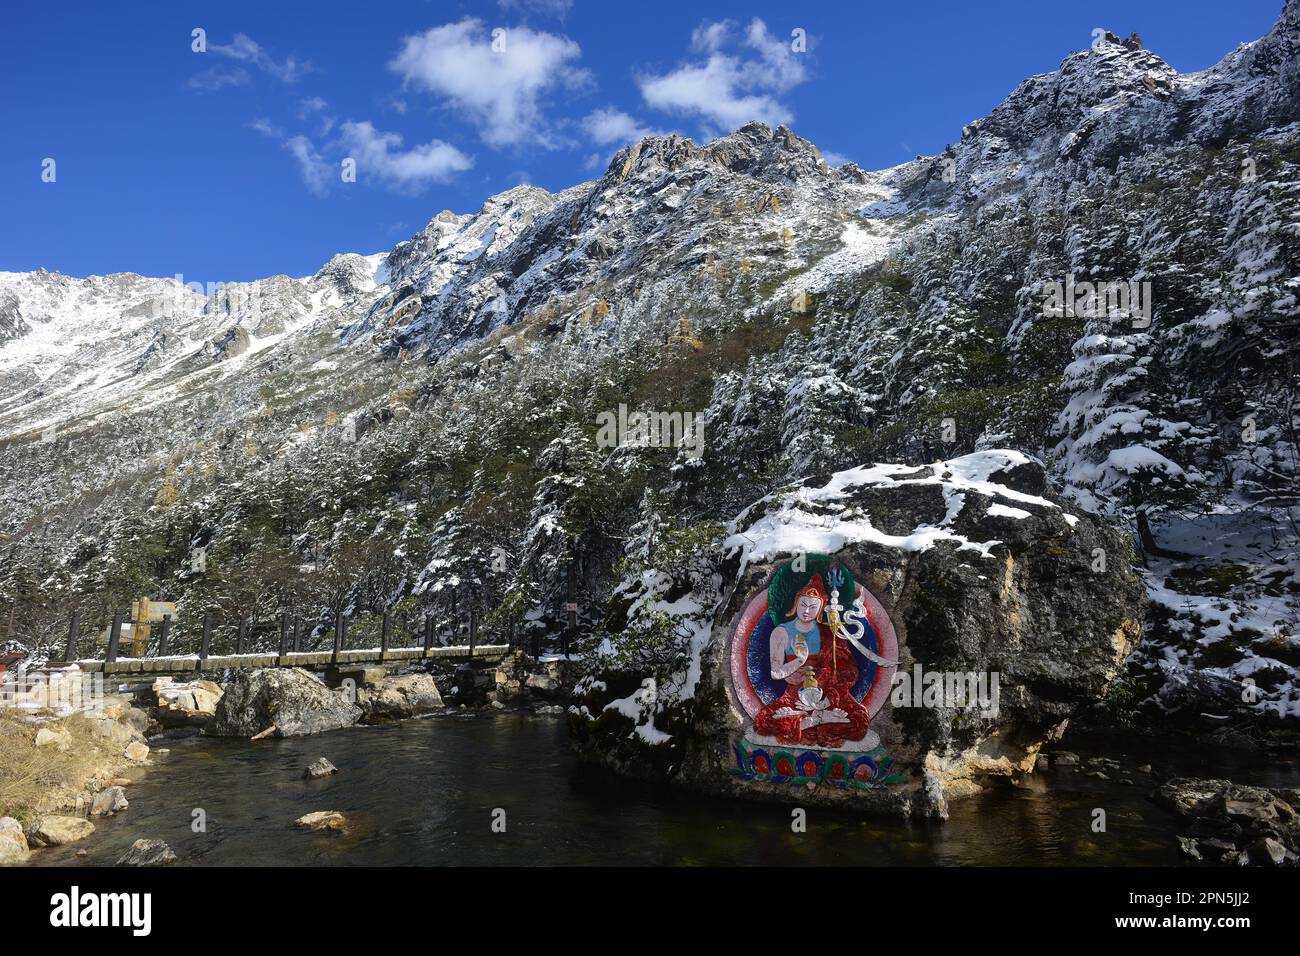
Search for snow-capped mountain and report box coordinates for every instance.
[2,1,1297,725]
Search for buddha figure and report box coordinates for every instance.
[752,575,871,748]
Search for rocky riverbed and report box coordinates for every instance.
[1,651,573,866]
[5,651,1296,866]
[16,713,1294,867]
[0,689,155,865]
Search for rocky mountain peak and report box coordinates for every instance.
[971,33,1180,152]
[602,121,830,190]
[704,122,829,181]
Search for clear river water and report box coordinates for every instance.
[32,711,1300,866]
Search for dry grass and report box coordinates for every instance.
[0,711,123,821]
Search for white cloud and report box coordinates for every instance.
[256,116,470,195]
[388,18,589,147]
[822,150,850,167]
[340,120,474,189]
[639,18,808,135]
[497,0,573,14]
[691,21,731,54]
[189,67,250,92]
[297,97,335,135]
[250,117,283,138]
[581,107,658,146]
[210,33,311,83]
[284,135,332,196]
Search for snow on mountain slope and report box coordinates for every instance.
[0,254,390,440]
[0,115,905,451]
[1,2,1297,723]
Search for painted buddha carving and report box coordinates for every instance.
[730,557,899,752]
[753,576,871,747]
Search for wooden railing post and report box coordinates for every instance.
[199,611,212,662]
[235,617,247,656]
[469,605,477,656]
[422,615,432,659]
[333,611,345,662]
[158,614,171,657]
[292,616,302,654]
[381,610,390,657]
[64,610,80,663]
[106,609,124,664]
[279,613,289,658]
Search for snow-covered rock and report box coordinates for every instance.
[574,452,1145,817]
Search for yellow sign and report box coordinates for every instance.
[128,597,177,656]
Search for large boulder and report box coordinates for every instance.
[32,816,95,846]
[207,668,362,738]
[0,818,30,866]
[357,672,444,723]
[90,714,142,749]
[150,677,223,728]
[571,451,1145,819]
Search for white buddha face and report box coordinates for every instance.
[795,594,823,624]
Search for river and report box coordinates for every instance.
[32,712,1300,866]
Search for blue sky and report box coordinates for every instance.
[0,0,1285,282]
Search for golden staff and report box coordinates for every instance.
[827,588,842,682]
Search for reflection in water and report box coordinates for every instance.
[33,714,1296,866]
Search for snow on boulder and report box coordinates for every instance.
[571,451,1146,820]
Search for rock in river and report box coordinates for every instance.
[296,811,348,832]
[570,451,1145,820]
[123,740,150,763]
[91,786,129,817]
[1155,777,1300,865]
[357,673,444,722]
[150,677,224,728]
[207,668,362,738]
[304,757,339,779]
[32,816,95,846]
[116,839,177,866]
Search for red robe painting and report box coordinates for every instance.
[751,577,872,748]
